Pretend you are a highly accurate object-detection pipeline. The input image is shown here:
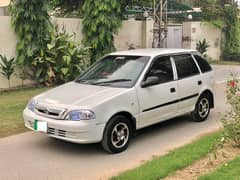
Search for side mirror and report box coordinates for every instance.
[141,76,159,88]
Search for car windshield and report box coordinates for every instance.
[76,55,150,88]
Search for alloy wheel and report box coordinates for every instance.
[111,122,129,149]
[198,97,210,118]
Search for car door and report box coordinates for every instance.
[172,54,201,115]
[136,55,179,128]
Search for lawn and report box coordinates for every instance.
[0,87,48,138]
[112,131,221,180]
[208,60,240,66]
[199,156,240,180]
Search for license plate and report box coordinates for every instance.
[34,120,47,133]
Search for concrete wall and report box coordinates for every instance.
[115,18,153,50]
[0,16,153,90]
[182,21,222,60]
[51,17,84,41]
[0,16,32,89]
[0,16,16,58]
[0,8,4,16]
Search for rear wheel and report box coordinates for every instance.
[191,94,210,122]
[101,115,132,154]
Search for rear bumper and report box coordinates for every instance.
[23,108,105,144]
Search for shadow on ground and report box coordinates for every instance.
[36,115,195,155]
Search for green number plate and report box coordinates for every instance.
[34,119,47,133]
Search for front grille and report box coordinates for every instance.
[34,103,66,119]
[37,109,59,116]
[47,127,66,137]
[47,127,82,139]
[47,127,55,134]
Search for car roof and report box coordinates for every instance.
[109,48,197,57]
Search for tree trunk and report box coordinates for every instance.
[8,79,10,89]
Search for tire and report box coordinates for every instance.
[191,94,211,122]
[101,115,133,154]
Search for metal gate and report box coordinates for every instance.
[167,25,182,48]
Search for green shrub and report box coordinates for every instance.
[31,27,91,85]
[0,55,15,88]
[196,39,210,57]
[222,53,240,61]
[221,77,240,147]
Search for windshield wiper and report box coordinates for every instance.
[75,79,87,83]
[93,79,132,85]
[75,79,94,84]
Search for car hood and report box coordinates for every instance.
[35,82,128,108]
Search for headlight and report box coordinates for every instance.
[66,110,95,121]
[27,99,35,112]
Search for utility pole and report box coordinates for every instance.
[152,0,168,48]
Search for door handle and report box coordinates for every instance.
[170,88,176,93]
[198,80,202,85]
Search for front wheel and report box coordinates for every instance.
[101,115,132,154]
[191,94,211,122]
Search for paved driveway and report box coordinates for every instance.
[213,65,240,83]
[0,65,238,180]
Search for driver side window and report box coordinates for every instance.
[146,56,174,84]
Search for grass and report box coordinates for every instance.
[208,60,240,66]
[0,87,49,138]
[112,131,221,180]
[199,156,240,180]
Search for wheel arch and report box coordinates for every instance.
[106,111,136,132]
[200,89,214,108]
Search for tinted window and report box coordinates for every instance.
[194,55,212,73]
[146,56,173,84]
[173,54,199,79]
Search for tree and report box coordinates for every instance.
[9,0,52,67]
[50,0,85,17]
[196,0,240,59]
[50,0,153,17]
[194,0,237,28]
[82,0,122,63]
[223,4,240,56]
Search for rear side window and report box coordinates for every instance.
[173,54,199,79]
[194,55,212,73]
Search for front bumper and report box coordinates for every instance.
[23,108,105,144]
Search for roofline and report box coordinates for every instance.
[109,48,198,57]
